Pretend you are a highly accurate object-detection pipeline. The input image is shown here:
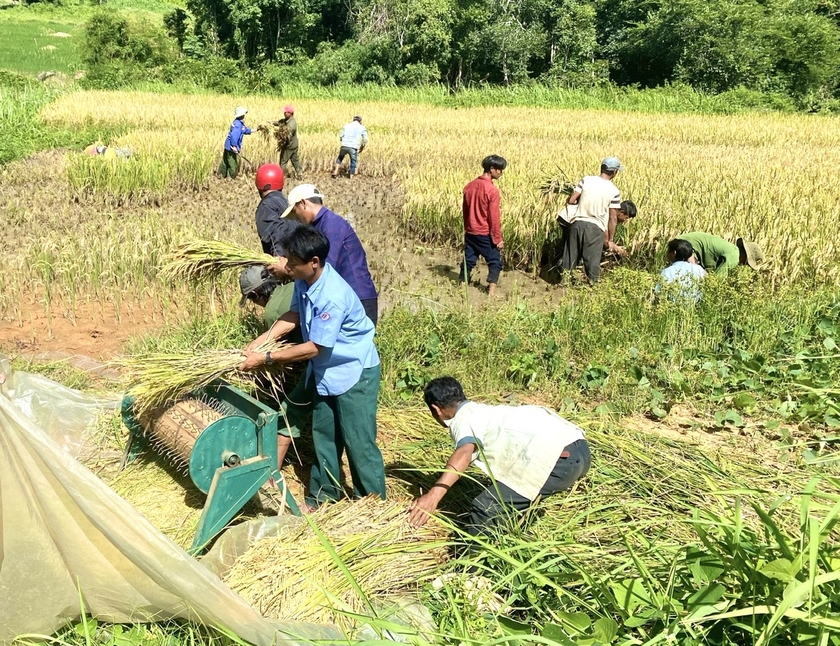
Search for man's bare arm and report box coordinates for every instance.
[408,443,474,527]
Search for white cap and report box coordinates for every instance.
[281,184,323,218]
[234,106,248,119]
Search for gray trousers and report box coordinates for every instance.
[561,221,604,283]
[468,438,591,535]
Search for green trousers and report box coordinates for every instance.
[308,365,385,506]
[280,146,302,176]
[217,149,240,179]
[278,374,315,439]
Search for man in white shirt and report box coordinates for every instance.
[657,238,707,303]
[561,156,632,284]
[332,115,369,178]
[408,377,591,535]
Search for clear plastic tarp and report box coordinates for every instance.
[0,356,346,645]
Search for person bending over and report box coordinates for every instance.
[409,376,590,535]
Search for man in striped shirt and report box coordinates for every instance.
[561,156,629,284]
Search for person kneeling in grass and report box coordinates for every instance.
[657,238,707,303]
[409,376,590,535]
[239,226,386,510]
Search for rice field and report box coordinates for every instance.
[36,89,840,285]
[5,86,840,645]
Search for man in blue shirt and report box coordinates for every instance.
[332,115,368,178]
[218,106,252,179]
[239,226,386,509]
[280,183,379,324]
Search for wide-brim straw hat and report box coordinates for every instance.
[737,238,765,269]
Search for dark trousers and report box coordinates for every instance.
[280,146,302,176]
[462,233,502,284]
[361,297,378,327]
[307,365,385,506]
[336,146,359,174]
[217,149,240,179]
[560,221,604,283]
[468,439,591,536]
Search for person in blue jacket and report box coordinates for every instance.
[218,106,252,179]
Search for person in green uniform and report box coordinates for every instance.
[275,105,302,179]
[239,226,385,509]
[677,232,764,276]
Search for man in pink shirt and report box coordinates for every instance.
[461,155,507,296]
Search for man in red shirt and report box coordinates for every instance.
[461,154,507,296]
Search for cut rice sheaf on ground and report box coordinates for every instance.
[224,496,450,626]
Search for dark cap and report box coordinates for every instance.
[238,266,271,307]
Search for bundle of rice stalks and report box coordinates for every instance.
[225,497,450,627]
[256,122,291,152]
[114,338,290,416]
[538,167,576,204]
[161,240,276,283]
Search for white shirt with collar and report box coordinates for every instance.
[445,401,585,500]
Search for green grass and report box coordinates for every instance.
[0,0,181,78]
[0,16,81,76]
[0,85,124,165]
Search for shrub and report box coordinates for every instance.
[80,11,177,88]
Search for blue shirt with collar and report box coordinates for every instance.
[291,263,379,396]
[224,119,251,152]
[312,206,378,301]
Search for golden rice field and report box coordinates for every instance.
[2,88,839,328]
[37,90,840,284]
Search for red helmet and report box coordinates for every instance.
[255,164,285,192]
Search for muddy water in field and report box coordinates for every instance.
[0,153,564,360]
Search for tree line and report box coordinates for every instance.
[79,0,840,107]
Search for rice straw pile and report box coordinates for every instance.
[161,240,276,283]
[224,497,450,626]
[115,339,290,416]
[257,122,291,152]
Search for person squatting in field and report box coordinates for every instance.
[239,226,386,510]
[218,106,252,179]
[279,183,379,325]
[657,238,707,303]
[409,376,591,535]
[676,232,765,277]
[560,157,636,284]
[461,155,507,297]
[238,266,289,327]
[332,115,368,178]
[274,105,302,179]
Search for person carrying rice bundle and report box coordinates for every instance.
[239,226,386,511]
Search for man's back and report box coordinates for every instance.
[462,175,501,238]
[660,261,706,302]
[679,232,739,275]
[447,401,585,500]
[312,207,377,301]
[255,191,296,255]
[284,116,299,149]
[340,121,368,149]
[573,176,620,231]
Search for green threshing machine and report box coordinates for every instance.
[121,381,300,554]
